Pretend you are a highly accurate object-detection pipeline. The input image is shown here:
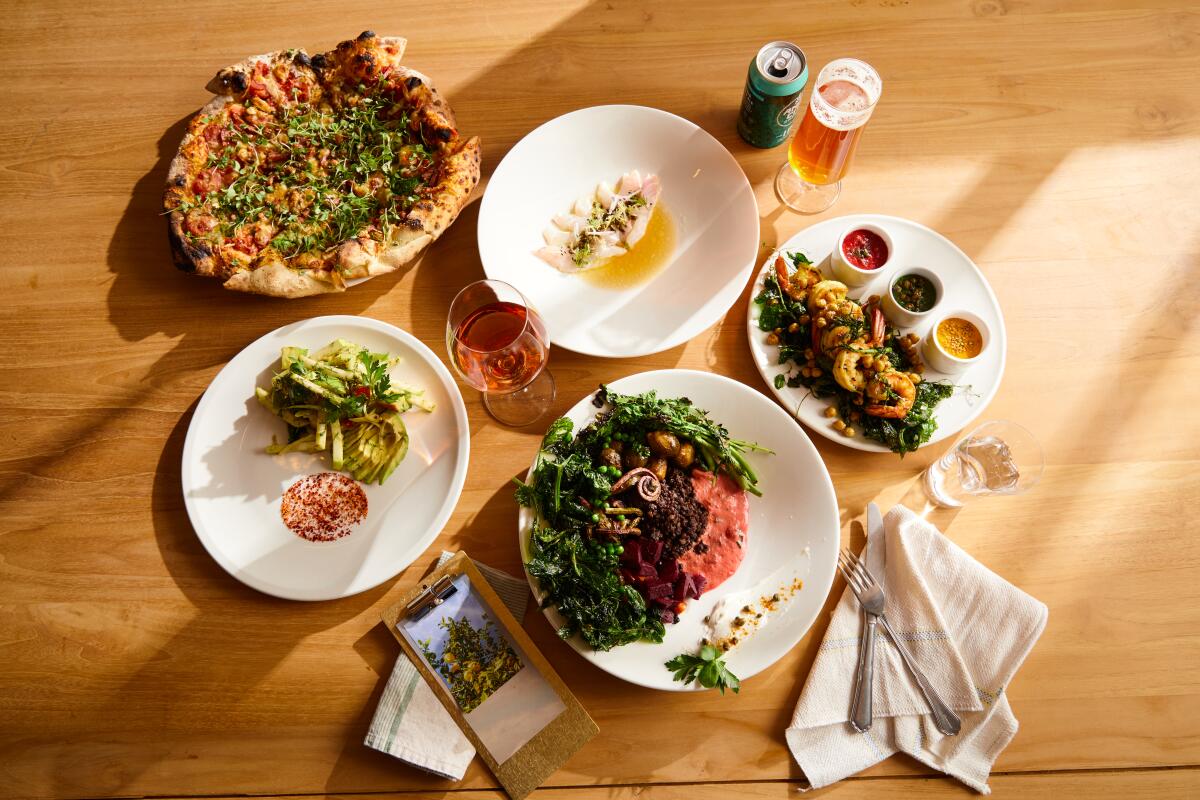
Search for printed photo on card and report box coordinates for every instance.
[398,573,565,764]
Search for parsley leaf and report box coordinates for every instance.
[665,645,741,694]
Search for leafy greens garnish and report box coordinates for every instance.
[665,645,741,694]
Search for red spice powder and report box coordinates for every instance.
[281,472,368,542]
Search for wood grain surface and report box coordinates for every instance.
[1,1,1198,798]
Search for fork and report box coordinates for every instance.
[838,548,963,736]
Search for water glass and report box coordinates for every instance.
[923,420,1044,508]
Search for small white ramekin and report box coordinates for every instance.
[882,267,943,329]
[922,310,990,375]
[830,222,896,288]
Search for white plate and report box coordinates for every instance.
[181,315,470,601]
[478,105,760,358]
[517,369,839,691]
[746,214,1007,452]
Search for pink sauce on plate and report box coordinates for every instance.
[678,470,749,593]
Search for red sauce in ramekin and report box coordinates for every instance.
[842,228,889,270]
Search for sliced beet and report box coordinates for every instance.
[674,573,694,601]
[659,560,680,583]
[659,609,677,624]
[621,539,643,566]
[641,539,664,565]
[637,562,659,578]
[650,593,676,607]
[692,574,708,597]
[645,581,673,600]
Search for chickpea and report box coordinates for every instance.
[799,314,811,325]
[832,420,846,432]
[811,367,823,377]
[815,298,827,309]
[773,327,782,334]
[803,349,814,360]
[765,332,779,345]
[862,355,874,368]
[799,367,810,378]
[352,182,369,197]
[876,358,890,371]
[824,406,838,419]
[816,317,827,328]
[787,322,800,333]
[844,427,857,437]
[909,372,922,384]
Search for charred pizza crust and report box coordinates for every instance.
[164,32,481,298]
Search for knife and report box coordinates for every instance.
[849,503,886,731]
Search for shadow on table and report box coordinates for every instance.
[47,402,394,798]
[322,471,536,794]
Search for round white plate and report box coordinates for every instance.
[746,214,1007,452]
[182,315,470,601]
[478,105,760,358]
[517,369,839,691]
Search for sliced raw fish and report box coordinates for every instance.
[534,169,663,273]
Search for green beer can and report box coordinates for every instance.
[737,41,809,148]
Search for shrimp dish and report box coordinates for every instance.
[755,250,955,454]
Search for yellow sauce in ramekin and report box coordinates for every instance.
[936,317,983,359]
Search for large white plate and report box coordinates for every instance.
[746,214,1007,452]
[181,315,470,601]
[518,370,839,691]
[478,105,760,358]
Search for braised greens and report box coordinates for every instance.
[518,387,768,651]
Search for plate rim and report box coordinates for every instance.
[478,103,761,359]
[180,314,471,601]
[517,367,839,691]
[745,213,1008,452]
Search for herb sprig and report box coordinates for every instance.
[665,645,741,694]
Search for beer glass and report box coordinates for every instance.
[775,58,882,215]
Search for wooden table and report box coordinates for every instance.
[2,1,1198,797]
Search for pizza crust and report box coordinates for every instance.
[163,33,479,299]
[222,260,338,297]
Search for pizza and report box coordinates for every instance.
[163,31,481,298]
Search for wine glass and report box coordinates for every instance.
[922,420,1044,508]
[446,279,556,427]
[775,58,882,215]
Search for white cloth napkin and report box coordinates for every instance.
[364,552,531,780]
[786,505,1048,794]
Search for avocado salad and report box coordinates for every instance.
[255,338,433,485]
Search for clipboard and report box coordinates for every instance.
[383,551,597,799]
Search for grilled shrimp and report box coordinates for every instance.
[864,370,917,419]
[773,255,821,301]
[808,279,848,310]
[821,324,854,357]
[833,348,868,392]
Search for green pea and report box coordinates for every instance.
[590,513,600,523]
[615,545,624,555]
[616,515,626,522]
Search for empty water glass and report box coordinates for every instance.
[923,420,1044,508]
